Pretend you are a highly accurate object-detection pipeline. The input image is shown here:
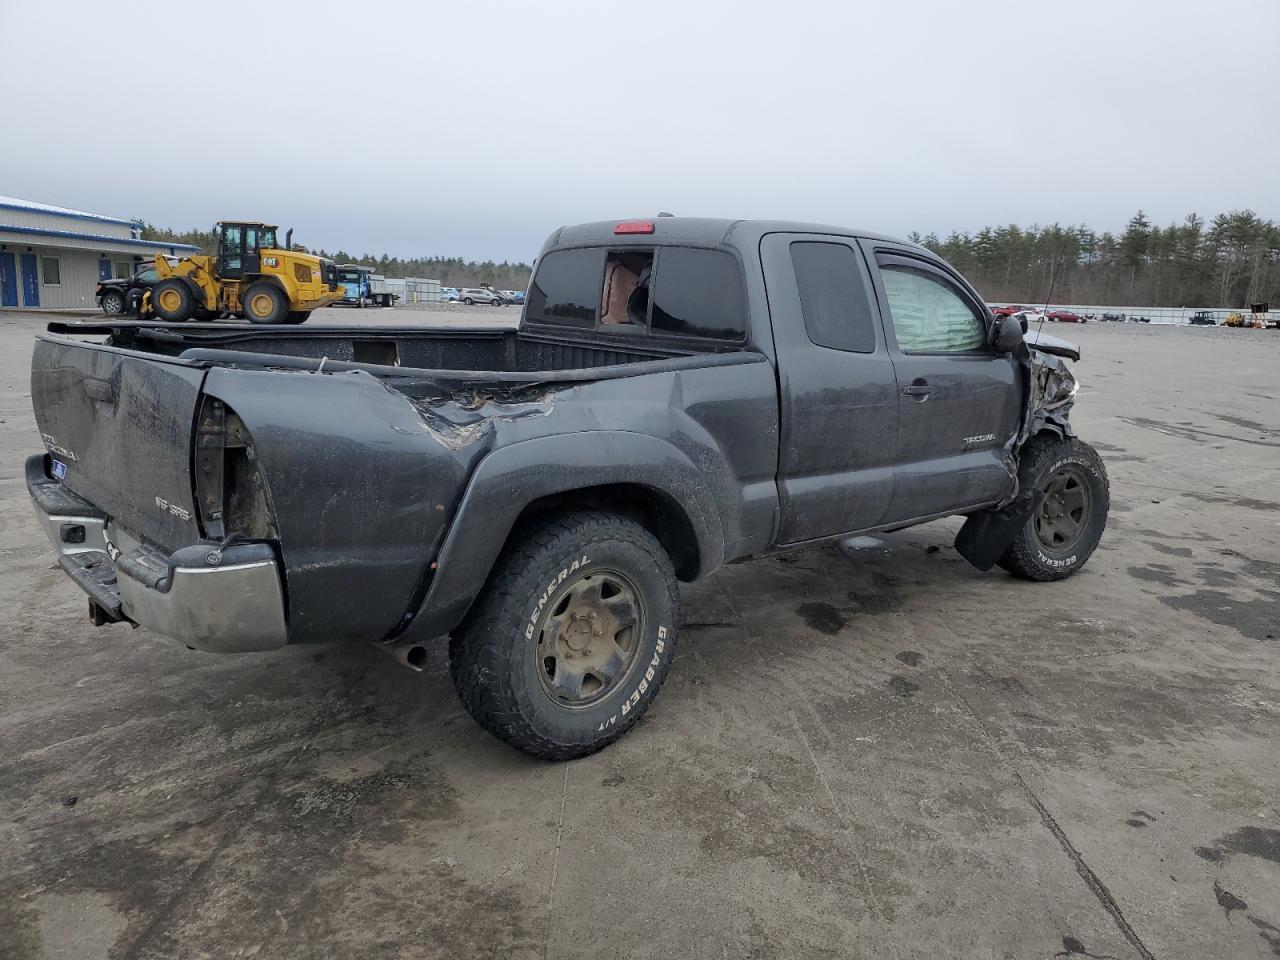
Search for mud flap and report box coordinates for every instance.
[954,489,1045,571]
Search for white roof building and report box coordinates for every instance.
[0,196,200,311]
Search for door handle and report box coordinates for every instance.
[903,381,934,399]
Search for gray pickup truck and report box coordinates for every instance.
[27,217,1107,759]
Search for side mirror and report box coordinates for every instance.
[993,314,1024,352]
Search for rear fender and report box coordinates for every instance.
[412,431,724,637]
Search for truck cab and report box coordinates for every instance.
[336,264,372,306]
[26,216,1104,761]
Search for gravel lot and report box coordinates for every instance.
[1,312,1278,959]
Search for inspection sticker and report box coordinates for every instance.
[51,459,67,480]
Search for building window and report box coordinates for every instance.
[115,261,132,279]
[41,257,61,286]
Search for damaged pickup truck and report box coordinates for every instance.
[27,217,1107,759]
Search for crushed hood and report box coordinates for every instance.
[1024,329,1080,361]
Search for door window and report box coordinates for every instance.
[221,225,242,272]
[879,264,987,353]
[790,242,876,353]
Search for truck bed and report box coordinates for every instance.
[49,321,724,385]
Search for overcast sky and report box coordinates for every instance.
[3,0,1277,263]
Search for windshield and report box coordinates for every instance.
[338,270,364,283]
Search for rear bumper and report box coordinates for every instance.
[26,454,288,653]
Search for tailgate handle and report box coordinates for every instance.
[83,378,115,403]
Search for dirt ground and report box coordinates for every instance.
[1,311,1278,960]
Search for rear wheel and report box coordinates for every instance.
[284,310,310,324]
[998,436,1109,581]
[463,297,474,305]
[242,282,289,324]
[449,511,680,760]
[151,278,195,322]
[100,290,125,314]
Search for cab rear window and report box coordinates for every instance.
[525,248,606,327]
[526,245,745,341]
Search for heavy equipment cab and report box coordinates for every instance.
[147,221,340,325]
[216,221,281,279]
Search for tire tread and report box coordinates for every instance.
[997,435,1109,581]
[448,510,678,760]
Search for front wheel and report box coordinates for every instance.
[151,278,195,321]
[998,436,1109,581]
[100,290,125,314]
[449,511,680,760]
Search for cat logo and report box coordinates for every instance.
[263,256,279,267]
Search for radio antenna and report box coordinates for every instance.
[1035,254,1060,342]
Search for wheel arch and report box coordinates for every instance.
[410,432,724,638]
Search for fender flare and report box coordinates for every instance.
[410,431,725,637]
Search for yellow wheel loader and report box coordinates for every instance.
[146,222,341,325]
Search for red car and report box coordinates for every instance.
[1046,310,1083,323]
[990,305,1027,317]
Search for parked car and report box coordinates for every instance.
[441,287,460,302]
[1188,311,1216,326]
[1046,310,1083,323]
[1101,313,1126,322]
[26,216,1107,760]
[96,262,158,315]
[458,287,505,306]
[990,305,1028,317]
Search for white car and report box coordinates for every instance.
[458,287,505,306]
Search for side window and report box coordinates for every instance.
[879,264,986,353]
[650,248,745,340]
[138,268,158,283]
[526,248,606,327]
[790,242,876,353]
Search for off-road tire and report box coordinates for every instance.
[998,435,1109,581]
[243,282,289,324]
[151,278,194,321]
[284,310,310,324]
[449,511,680,760]
[100,290,125,314]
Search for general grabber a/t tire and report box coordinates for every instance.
[997,435,1110,582]
[449,511,680,760]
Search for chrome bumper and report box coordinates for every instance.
[26,454,288,653]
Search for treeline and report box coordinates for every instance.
[911,210,1280,308]
[138,223,533,290]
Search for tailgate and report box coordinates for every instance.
[32,336,207,549]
